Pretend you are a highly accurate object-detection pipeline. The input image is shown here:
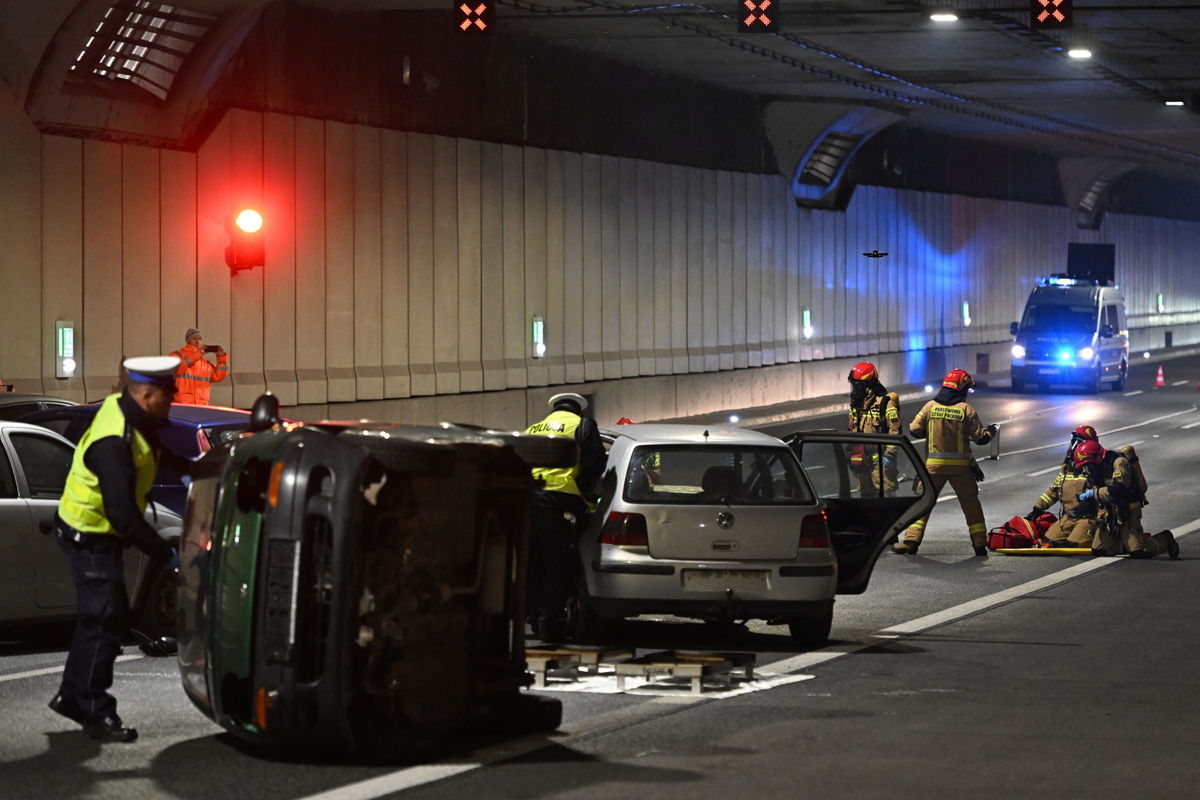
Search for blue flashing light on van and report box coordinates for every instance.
[1010,273,1129,393]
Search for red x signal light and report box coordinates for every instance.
[456,1,493,34]
[1030,0,1072,29]
[738,0,779,33]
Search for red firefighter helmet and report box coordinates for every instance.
[942,368,976,391]
[1070,425,1098,443]
[848,362,879,383]
[1072,439,1106,469]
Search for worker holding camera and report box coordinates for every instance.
[169,328,229,406]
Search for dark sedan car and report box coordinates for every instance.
[0,392,76,421]
[19,403,256,514]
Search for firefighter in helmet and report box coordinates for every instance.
[1026,426,1102,549]
[894,368,996,556]
[1071,440,1178,559]
[846,362,901,497]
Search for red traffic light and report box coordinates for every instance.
[234,208,263,233]
[225,209,265,273]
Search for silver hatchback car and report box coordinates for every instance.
[572,424,934,646]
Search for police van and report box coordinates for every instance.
[1009,275,1128,393]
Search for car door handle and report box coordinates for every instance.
[38,519,54,536]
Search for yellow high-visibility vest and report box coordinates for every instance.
[59,394,157,535]
[525,409,585,500]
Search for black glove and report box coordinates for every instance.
[970,461,985,482]
[1024,508,1041,522]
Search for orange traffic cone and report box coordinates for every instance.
[1155,365,1166,388]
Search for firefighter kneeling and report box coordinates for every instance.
[1070,440,1178,559]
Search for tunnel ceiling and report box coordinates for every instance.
[8,1,1200,178]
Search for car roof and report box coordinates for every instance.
[0,419,75,441]
[166,403,252,425]
[600,423,787,447]
[0,393,74,405]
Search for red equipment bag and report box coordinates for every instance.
[987,512,1057,550]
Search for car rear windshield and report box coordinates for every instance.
[623,444,814,505]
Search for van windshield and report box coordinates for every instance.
[1020,304,1096,334]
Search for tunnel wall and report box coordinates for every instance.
[3,105,1200,429]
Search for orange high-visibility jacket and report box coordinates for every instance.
[169,344,229,405]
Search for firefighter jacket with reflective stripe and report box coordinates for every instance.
[170,343,229,405]
[525,409,591,506]
[1035,469,1090,513]
[909,400,989,473]
[59,394,157,535]
[1096,453,1137,508]
[848,391,901,456]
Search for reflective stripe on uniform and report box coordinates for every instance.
[178,374,213,383]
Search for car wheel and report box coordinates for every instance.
[490,694,563,735]
[1112,364,1127,391]
[786,600,833,650]
[133,562,179,640]
[565,572,609,642]
[1088,367,1102,394]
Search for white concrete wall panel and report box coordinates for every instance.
[522,146,547,388]
[406,132,436,396]
[228,111,266,407]
[12,107,1200,427]
[457,137,485,393]
[41,136,85,400]
[479,141,506,390]
[261,114,297,406]
[323,121,357,402]
[433,135,462,394]
[353,125,384,400]
[543,149,566,386]
[82,140,125,397]
[294,117,328,404]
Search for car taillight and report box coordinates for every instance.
[798,513,831,548]
[598,511,649,546]
[196,429,211,454]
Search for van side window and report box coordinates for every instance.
[1103,305,1118,329]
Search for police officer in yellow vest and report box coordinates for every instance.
[48,356,191,742]
[524,392,606,640]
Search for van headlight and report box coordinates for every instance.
[1011,344,1026,359]
[1078,347,1095,361]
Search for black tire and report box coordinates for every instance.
[786,601,833,650]
[133,562,179,640]
[1112,364,1127,391]
[491,694,563,735]
[565,573,610,643]
[1088,367,1102,394]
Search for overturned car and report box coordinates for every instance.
[176,398,573,758]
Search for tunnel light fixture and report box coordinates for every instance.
[1143,351,1151,359]
[1156,293,1165,312]
[961,301,972,327]
[924,384,935,394]
[55,320,76,380]
[1165,100,1186,107]
[531,314,546,359]
[930,13,958,22]
[1067,48,1092,59]
[802,307,814,339]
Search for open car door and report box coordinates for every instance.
[783,430,935,595]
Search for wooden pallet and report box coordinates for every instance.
[612,650,756,695]
[524,646,636,688]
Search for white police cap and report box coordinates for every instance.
[548,392,587,411]
[123,355,181,386]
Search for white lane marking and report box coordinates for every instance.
[1183,420,1200,430]
[1001,406,1197,457]
[531,671,812,696]
[991,404,1072,427]
[1172,380,1189,386]
[0,654,142,684]
[874,517,1200,639]
[1124,390,1144,397]
[1027,464,1063,478]
[292,696,704,800]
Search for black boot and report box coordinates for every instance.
[48,692,87,725]
[83,715,138,742]
[973,545,989,557]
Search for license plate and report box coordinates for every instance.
[681,569,770,593]
[1037,368,1058,375]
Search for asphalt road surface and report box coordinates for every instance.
[3,355,1199,799]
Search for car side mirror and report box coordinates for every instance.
[1009,321,1019,337]
[1100,323,1115,338]
[248,392,282,432]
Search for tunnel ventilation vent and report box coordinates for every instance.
[798,132,862,186]
[70,0,216,101]
[1076,176,1112,230]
